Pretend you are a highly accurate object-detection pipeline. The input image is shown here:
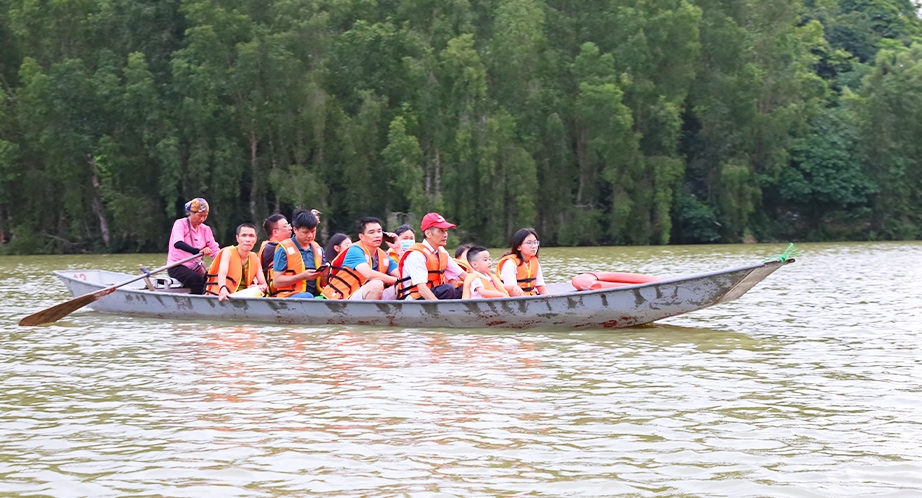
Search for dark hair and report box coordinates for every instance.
[263,214,286,236]
[506,228,539,260]
[357,216,383,234]
[236,223,258,236]
[292,209,319,230]
[324,233,351,263]
[455,243,474,259]
[394,224,414,236]
[466,245,488,263]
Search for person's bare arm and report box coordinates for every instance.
[415,284,438,301]
[355,262,398,286]
[253,258,268,292]
[273,268,323,287]
[478,288,507,298]
[217,252,232,301]
[504,283,525,297]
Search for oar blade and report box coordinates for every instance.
[18,287,115,326]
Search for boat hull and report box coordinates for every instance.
[52,260,791,329]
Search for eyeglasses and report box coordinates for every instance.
[523,240,540,246]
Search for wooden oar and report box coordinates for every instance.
[18,252,203,326]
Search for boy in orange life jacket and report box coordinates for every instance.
[461,246,509,299]
[205,223,268,301]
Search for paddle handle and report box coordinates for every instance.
[18,252,204,326]
[98,252,205,294]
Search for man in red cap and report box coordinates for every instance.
[396,213,467,300]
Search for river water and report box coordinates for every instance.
[1,242,920,496]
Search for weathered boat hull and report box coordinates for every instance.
[53,260,792,329]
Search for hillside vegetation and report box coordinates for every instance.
[1,0,920,252]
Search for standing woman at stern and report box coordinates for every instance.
[167,197,220,294]
[496,228,550,297]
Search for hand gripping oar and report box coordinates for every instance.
[18,252,203,326]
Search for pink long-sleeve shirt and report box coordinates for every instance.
[167,217,220,272]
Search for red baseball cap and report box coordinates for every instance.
[420,212,456,231]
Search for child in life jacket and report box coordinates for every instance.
[461,246,510,299]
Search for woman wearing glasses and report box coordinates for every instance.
[496,228,550,297]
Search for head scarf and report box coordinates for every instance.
[184,198,209,215]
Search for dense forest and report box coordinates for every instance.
[0,0,921,253]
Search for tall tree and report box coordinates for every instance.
[856,43,922,239]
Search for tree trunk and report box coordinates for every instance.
[575,123,587,204]
[87,155,110,247]
[433,148,441,196]
[249,130,259,221]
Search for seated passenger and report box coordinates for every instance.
[396,213,465,300]
[454,243,474,273]
[324,233,352,264]
[205,223,268,301]
[257,213,291,294]
[496,228,550,296]
[321,217,399,300]
[387,224,416,262]
[272,209,326,298]
[461,246,509,299]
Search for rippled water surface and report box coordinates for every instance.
[2,243,921,496]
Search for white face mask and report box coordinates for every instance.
[400,240,414,251]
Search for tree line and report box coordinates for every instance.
[1,0,921,254]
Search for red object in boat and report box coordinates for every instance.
[571,272,661,291]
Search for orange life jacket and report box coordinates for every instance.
[496,254,540,296]
[272,238,324,297]
[454,257,473,274]
[396,243,448,299]
[257,240,279,294]
[320,242,391,300]
[204,246,259,296]
[461,271,509,299]
[257,240,271,260]
[450,257,472,288]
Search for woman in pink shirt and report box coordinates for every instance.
[167,198,220,294]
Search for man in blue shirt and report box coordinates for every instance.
[322,217,399,300]
[272,210,325,298]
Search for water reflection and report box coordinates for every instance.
[2,243,921,495]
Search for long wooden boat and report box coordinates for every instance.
[50,258,793,329]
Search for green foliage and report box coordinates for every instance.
[855,43,922,239]
[1,0,922,254]
[775,108,876,236]
[672,184,721,244]
[382,115,425,216]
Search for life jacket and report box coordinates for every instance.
[257,240,274,271]
[454,257,473,274]
[272,238,324,297]
[450,258,472,288]
[496,254,540,296]
[320,242,391,300]
[204,246,259,296]
[396,243,448,299]
[387,247,399,262]
[257,240,280,293]
[461,271,509,299]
